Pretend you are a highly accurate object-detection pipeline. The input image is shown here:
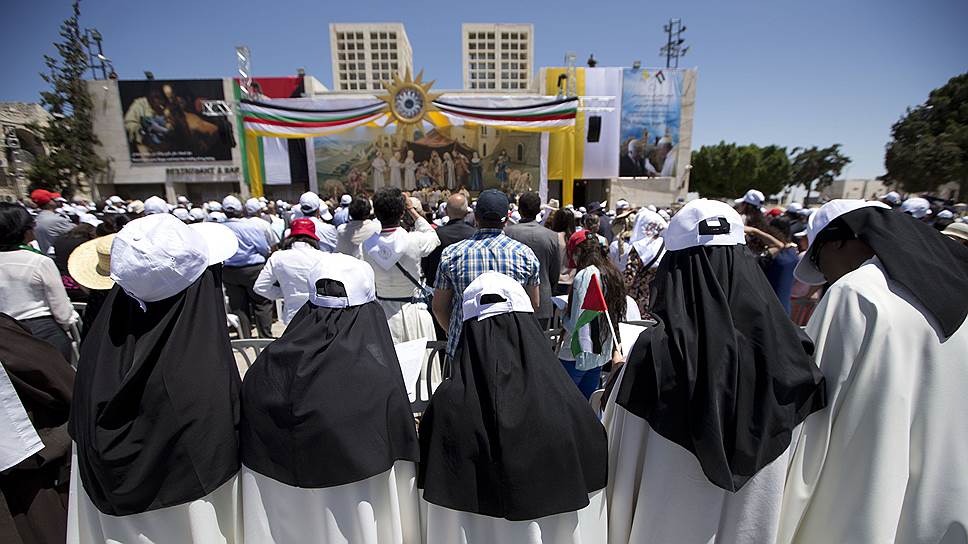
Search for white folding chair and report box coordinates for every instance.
[231,338,274,370]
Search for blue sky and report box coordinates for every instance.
[2,0,966,179]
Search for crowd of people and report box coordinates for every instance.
[0,182,966,544]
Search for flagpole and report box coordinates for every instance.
[603,308,622,359]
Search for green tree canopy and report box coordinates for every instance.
[789,144,851,203]
[689,142,791,199]
[28,0,105,196]
[885,72,968,198]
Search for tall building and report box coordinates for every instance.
[462,23,534,92]
[329,23,413,92]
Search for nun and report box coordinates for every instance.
[67,213,242,544]
[603,199,827,544]
[0,313,75,544]
[778,200,968,543]
[418,271,608,543]
[239,253,420,544]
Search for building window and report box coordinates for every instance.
[470,82,478,89]
[502,32,509,39]
[341,83,348,90]
[487,33,494,39]
[516,144,524,162]
[469,42,476,50]
[389,32,396,39]
[469,32,476,39]
[380,32,387,39]
[502,82,509,89]
[483,143,488,156]
[488,82,495,89]
[481,125,488,135]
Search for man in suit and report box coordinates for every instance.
[619,140,645,177]
[423,194,477,339]
[505,192,561,329]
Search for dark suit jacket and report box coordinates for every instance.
[504,219,561,320]
[619,154,644,177]
[598,214,614,244]
[422,220,478,286]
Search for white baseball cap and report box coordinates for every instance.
[881,191,901,205]
[793,199,891,285]
[736,189,765,207]
[222,195,243,213]
[110,214,238,308]
[937,209,954,219]
[208,211,227,223]
[207,201,223,212]
[461,271,534,322]
[340,194,352,206]
[172,207,191,222]
[900,197,932,219]
[299,192,321,214]
[176,195,190,205]
[245,197,263,215]
[786,202,803,213]
[615,199,630,210]
[663,199,746,251]
[108,195,124,205]
[306,253,376,309]
[79,213,102,227]
[143,196,169,215]
[189,208,207,222]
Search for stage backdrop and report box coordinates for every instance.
[118,79,235,163]
[312,124,541,200]
[619,68,683,178]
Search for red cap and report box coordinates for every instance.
[30,189,61,206]
[289,218,319,240]
[566,230,597,269]
[766,208,783,217]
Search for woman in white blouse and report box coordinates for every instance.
[0,203,75,360]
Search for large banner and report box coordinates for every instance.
[313,124,541,200]
[619,68,683,178]
[119,79,235,163]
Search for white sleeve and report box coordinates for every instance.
[409,217,441,257]
[0,363,43,472]
[253,256,283,300]
[37,257,74,327]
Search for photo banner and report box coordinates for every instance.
[118,79,235,163]
[619,68,683,178]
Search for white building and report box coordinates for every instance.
[0,102,50,202]
[329,23,413,92]
[462,23,534,92]
[821,178,889,201]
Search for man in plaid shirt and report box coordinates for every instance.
[432,189,541,359]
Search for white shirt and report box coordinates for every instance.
[335,219,382,259]
[0,249,74,326]
[362,218,440,299]
[253,242,328,325]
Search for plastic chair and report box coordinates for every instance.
[231,338,273,370]
[71,302,87,314]
[589,388,606,418]
[67,322,82,367]
[226,313,247,339]
[412,341,448,416]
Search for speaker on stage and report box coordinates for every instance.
[586,116,602,143]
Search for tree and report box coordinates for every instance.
[789,145,851,204]
[885,72,968,199]
[28,0,105,196]
[689,142,791,199]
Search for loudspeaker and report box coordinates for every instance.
[586,116,602,143]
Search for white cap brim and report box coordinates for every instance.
[793,252,826,285]
[190,223,239,266]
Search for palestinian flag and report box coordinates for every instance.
[571,274,610,357]
[240,99,387,138]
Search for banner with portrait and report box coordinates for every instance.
[312,124,541,201]
[118,79,236,163]
[619,68,683,178]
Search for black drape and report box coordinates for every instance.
[69,266,240,516]
[837,207,968,339]
[616,245,826,492]
[419,311,607,521]
[240,299,418,487]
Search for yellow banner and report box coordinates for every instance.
[543,68,586,206]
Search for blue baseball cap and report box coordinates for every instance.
[476,189,510,222]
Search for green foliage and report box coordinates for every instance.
[789,144,851,201]
[885,72,968,198]
[689,142,791,199]
[27,0,105,196]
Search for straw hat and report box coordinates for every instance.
[68,234,117,290]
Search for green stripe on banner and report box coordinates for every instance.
[570,309,602,357]
[257,135,266,184]
[242,107,382,124]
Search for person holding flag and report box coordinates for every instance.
[558,230,627,398]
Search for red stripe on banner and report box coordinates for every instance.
[242,112,375,128]
[436,109,576,122]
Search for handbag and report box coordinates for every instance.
[395,262,434,307]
